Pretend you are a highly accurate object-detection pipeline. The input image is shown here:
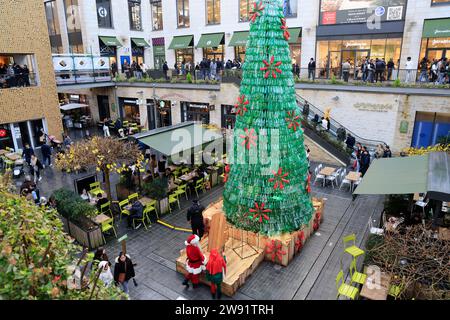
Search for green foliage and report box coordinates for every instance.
[0,183,125,300]
[363,234,385,266]
[186,72,192,83]
[142,178,168,200]
[393,78,401,87]
[52,188,97,222]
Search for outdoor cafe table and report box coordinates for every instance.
[180,171,196,182]
[92,213,110,225]
[5,153,21,161]
[139,197,156,206]
[345,171,361,190]
[360,265,392,300]
[319,167,336,177]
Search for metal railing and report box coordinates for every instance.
[0,73,37,88]
[53,54,113,85]
[55,70,112,85]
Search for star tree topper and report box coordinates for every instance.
[261,56,282,79]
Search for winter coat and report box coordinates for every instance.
[187,203,205,228]
[113,255,135,282]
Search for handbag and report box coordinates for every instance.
[118,273,126,283]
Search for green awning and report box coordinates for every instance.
[99,36,122,47]
[196,33,224,48]
[136,122,223,157]
[354,155,429,195]
[288,27,302,44]
[423,19,450,38]
[168,35,194,49]
[228,31,249,47]
[131,37,150,47]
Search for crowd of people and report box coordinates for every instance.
[417,57,450,84]
[0,62,31,88]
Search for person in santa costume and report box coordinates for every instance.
[205,249,227,300]
[182,234,207,288]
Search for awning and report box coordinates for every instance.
[99,36,122,47]
[422,19,450,38]
[131,37,150,47]
[288,27,302,44]
[135,122,223,157]
[196,33,224,48]
[168,35,194,49]
[228,31,249,47]
[354,152,450,201]
[60,103,89,111]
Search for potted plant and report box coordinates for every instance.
[115,169,135,201]
[142,177,169,215]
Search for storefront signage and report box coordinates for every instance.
[124,100,138,104]
[0,129,7,138]
[153,46,165,55]
[98,6,108,18]
[344,41,369,48]
[320,0,406,25]
[93,57,110,70]
[431,39,450,46]
[14,127,21,139]
[399,120,408,134]
[353,103,393,112]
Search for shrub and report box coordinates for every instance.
[186,72,192,83]
[142,178,168,200]
[393,78,401,87]
[52,188,97,222]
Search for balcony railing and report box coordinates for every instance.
[53,54,112,85]
[0,73,37,89]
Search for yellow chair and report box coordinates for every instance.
[343,234,365,259]
[119,199,130,221]
[168,194,180,212]
[99,201,112,217]
[3,159,14,171]
[144,203,158,223]
[181,167,189,175]
[194,178,205,197]
[349,258,367,286]
[101,217,117,243]
[128,193,139,203]
[132,210,148,230]
[336,270,359,300]
[173,169,181,178]
[173,183,188,200]
[388,279,404,300]
[89,182,105,196]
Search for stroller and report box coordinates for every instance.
[12,158,25,179]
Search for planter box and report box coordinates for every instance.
[116,183,132,201]
[157,197,169,215]
[208,167,219,187]
[60,215,104,250]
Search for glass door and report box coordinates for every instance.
[426,49,447,61]
[355,50,370,80]
[328,51,341,78]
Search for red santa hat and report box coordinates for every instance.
[185,234,200,246]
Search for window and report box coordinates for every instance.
[64,0,84,53]
[150,0,163,30]
[96,0,113,28]
[177,0,190,28]
[206,0,220,25]
[128,0,142,31]
[282,0,298,18]
[239,0,256,22]
[431,0,450,4]
[0,54,38,88]
[221,105,236,129]
[44,1,63,53]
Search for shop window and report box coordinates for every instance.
[206,0,221,25]
[97,0,113,29]
[432,0,450,4]
[45,0,62,53]
[290,44,301,66]
[64,0,84,53]
[412,112,450,148]
[29,119,45,147]
[386,38,402,68]
[128,0,142,31]
[175,48,194,68]
[221,105,236,129]
[150,0,163,30]
[0,54,38,88]
[203,45,224,62]
[282,0,298,18]
[181,102,210,124]
[239,0,256,22]
[234,46,246,63]
[132,43,145,65]
[177,0,190,28]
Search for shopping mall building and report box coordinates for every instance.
[39,0,450,152]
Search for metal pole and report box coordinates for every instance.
[153,83,158,129]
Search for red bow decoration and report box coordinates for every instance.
[295,231,305,253]
[234,95,249,116]
[285,111,301,132]
[266,240,287,263]
[260,56,282,79]
[249,1,265,23]
[223,164,230,183]
[280,18,290,41]
[306,173,311,194]
[249,202,271,223]
[239,128,257,150]
[268,167,290,190]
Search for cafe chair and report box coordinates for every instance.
[339,170,351,190]
[89,182,105,196]
[343,234,365,259]
[119,199,130,221]
[336,270,359,300]
[101,217,117,243]
[313,166,325,187]
[194,178,206,197]
[181,167,189,175]
[325,168,341,188]
[132,210,149,230]
[99,201,112,217]
[168,194,181,212]
[144,202,158,224]
[128,193,139,203]
[173,169,181,178]
[352,177,362,192]
[388,281,404,300]
[173,183,189,201]
[349,258,367,286]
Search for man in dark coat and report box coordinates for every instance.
[41,142,52,167]
[345,134,356,151]
[302,102,310,120]
[308,58,316,80]
[360,147,371,177]
[128,200,144,229]
[22,143,34,165]
[187,199,205,239]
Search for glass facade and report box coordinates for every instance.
[203,45,224,61]
[419,37,450,62]
[175,48,194,67]
[128,0,142,31]
[150,0,163,30]
[44,0,62,53]
[64,0,84,53]
[221,105,236,129]
[99,38,117,66]
[412,112,450,148]
[96,0,113,29]
[177,0,190,28]
[181,102,210,124]
[0,119,45,150]
[206,0,221,25]
[234,46,246,63]
[316,37,402,79]
[132,43,145,65]
[239,0,256,22]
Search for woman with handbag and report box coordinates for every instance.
[113,252,136,294]
[30,154,44,183]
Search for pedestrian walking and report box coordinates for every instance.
[22,143,34,165]
[187,199,205,239]
[41,142,52,167]
[103,119,111,137]
[342,59,351,82]
[30,154,44,183]
[114,252,136,295]
[360,147,371,177]
[308,58,316,80]
[387,58,395,80]
[404,57,415,83]
[206,249,227,300]
[98,261,114,287]
[163,61,169,80]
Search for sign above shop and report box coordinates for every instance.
[344,41,369,48]
[353,102,393,112]
[0,129,7,138]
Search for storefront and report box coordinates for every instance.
[99,36,122,66]
[316,36,402,79]
[221,105,236,129]
[152,37,166,70]
[131,38,150,65]
[118,97,140,124]
[168,35,194,68]
[411,112,450,148]
[146,99,172,129]
[419,19,450,62]
[288,28,301,65]
[197,33,225,61]
[181,102,210,124]
[0,119,46,150]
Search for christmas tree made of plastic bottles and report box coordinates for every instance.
[223,0,313,236]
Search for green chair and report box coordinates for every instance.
[128,193,139,203]
[173,183,188,200]
[99,201,112,217]
[132,210,148,230]
[101,217,117,243]
[168,194,181,212]
[172,169,181,178]
[388,279,404,300]
[343,234,365,259]
[181,167,189,175]
[3,159,14,171]
[336,270,359,300]
[144,203,158,224]
[349,258,367,286]
[89,182,105,196]
[119,199,130,221]
[194,178,205,197]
